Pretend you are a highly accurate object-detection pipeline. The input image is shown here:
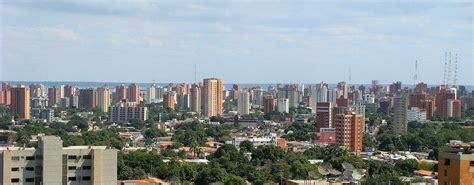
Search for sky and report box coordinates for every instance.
[0,0,473,85]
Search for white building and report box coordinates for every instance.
[363,94,375,104]
[228,134,278,149]
[237,91,250,115]
[278,98,289,113]
[311,83,328,114]
[406,107,427,123]
[0,136,117,185]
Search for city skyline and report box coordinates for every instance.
[1,1,473,85]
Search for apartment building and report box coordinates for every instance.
[0,136,117,185]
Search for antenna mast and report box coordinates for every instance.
[443,52,447,87]
[448,52,452,87]
[349,66,352,84]
[453,53,458,88]
[414,60,418,86]
[194,64,197,84]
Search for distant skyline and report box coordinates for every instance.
[1,1,473,85]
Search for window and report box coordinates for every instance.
[25,156,35,160]
[68,155,77,160]
[11,156,19,161]
[444,159,450,165]
[68,177,76,181]
[470,161,474,167]
[25,178,34,182]
[11,167,19,171]
[68,166,76,170]
[11,178,19,182]
[83,155,92,159]
[82,166,92,170]
[82,176,91,181]
[25,167,34,171]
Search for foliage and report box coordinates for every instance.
[394,159,419,176]
[284,122,316,141]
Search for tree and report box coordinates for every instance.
[239,140,254,153]
[395,159,419,176]
[68,115,88,131]
[144,126,167,139]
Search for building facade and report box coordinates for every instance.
[335,111,363,152]
[203,78,223,117]
[315,102,332,132]
[393,93,408,133]
[0,136,117,185]
[237,91,250,115]
[10,87,30,120]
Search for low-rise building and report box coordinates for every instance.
[438,140,474,185]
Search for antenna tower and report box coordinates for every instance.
[453,53,458,88]
[447,52,452,87]
[194,64,197,84]
[414,60,418,86]
[443,52,447,87]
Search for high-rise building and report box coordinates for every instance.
[189,84,201,114]
[145,84,157,103]
[277,98,289,113]
[435,87,456,118]
[63,85,76,99]
[337,81,348,99]
[311,83,328,113]
[163,92,176,110]
[114,84,127,102]
[278,87,299,108]
[47,86,61,107]
[264,96,277,114]
[0,136,117,185]
[447,99,462,118]
[4,90,11,106]
[315,102,332,132]
[78,88,96,109]
[393,93,408,133]
[437,142,474,185]
[29,83,45,98]
[127,83,140,103]
[96,86,110,113]
[237,91,250,115]
[10,86,30,120]
[420,98,435,119]
[203,78,223,117]
[177,93,189,110]
[252,88,264,107]
[335,111,363,152]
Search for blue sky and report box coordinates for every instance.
[1,0,473,85]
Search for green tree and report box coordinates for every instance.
[395,159,419,176]
[239,140,254,153]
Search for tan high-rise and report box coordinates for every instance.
[96,86,110,112]
[203,78,223,117]
[10,87,30,119]
[163,92,176,110]
[127,83,140,103]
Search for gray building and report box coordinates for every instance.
[108,105,148,122]
[0,136,117,185]
[393,93,408,133]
